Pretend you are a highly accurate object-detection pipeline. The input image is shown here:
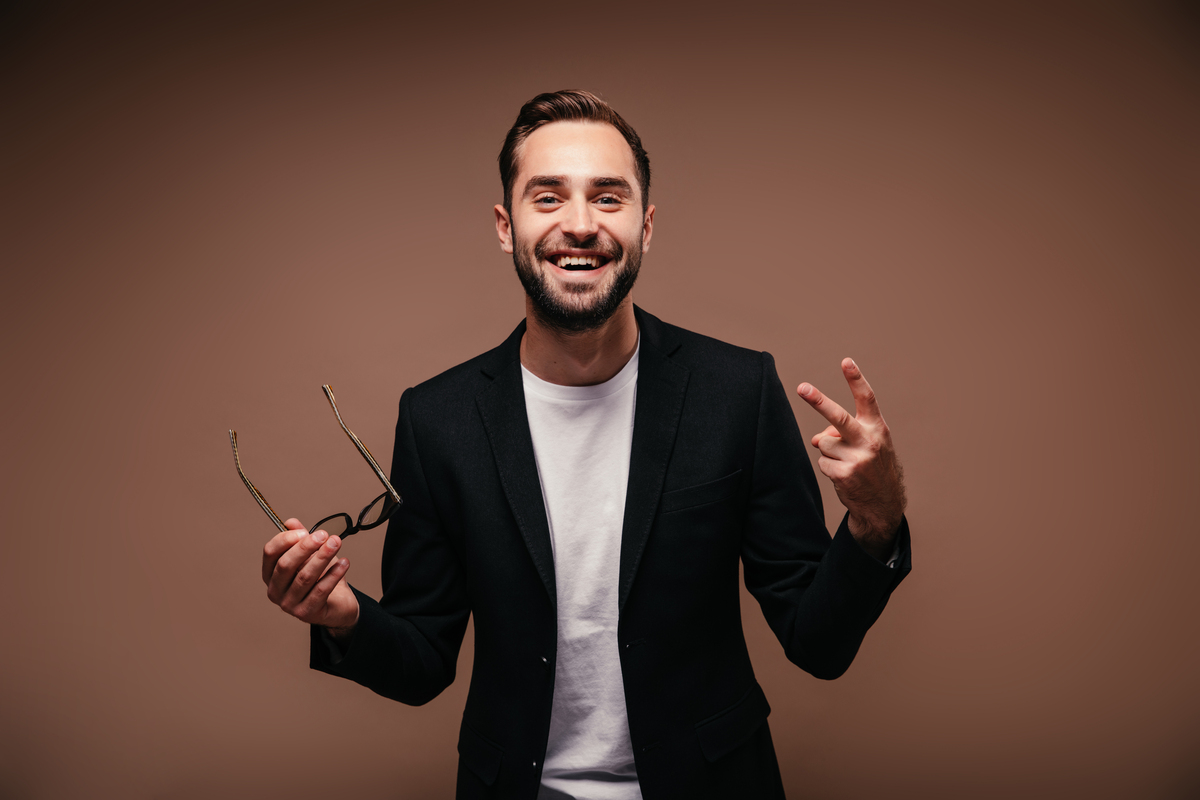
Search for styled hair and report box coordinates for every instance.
[499,90,651,213]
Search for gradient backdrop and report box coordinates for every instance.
[2,2,1198,798]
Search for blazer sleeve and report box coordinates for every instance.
[741,352,911,680]
[308,387,472,705]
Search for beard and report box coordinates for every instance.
[512,229,641,334]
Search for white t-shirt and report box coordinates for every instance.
[522,344,642,800]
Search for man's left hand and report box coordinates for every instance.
[797,358,906,562]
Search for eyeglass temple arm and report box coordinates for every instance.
[229,430,287,532]
[321,385,402,505]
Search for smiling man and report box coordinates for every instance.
[260,90,911,799]
[502,114,648,346]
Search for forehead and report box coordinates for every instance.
[516,121,638,188]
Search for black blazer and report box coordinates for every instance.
[311,306,911,799]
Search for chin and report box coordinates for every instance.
[515,248,640,334]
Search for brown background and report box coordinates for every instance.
[2,1,1198,798]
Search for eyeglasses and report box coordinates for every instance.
[230,385,402,539]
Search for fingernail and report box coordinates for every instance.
[849,358,858,370]
[798,384,812,397]
[312,530,328,544]
[327,536,341,550]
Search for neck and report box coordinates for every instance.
[520,298,639,386]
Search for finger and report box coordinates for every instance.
[842,358,882,422]
[817,434,852,460]
[810,425,839,449]
[280,534,344,613]
[267,529,328,604]
[817,455,852,481]
[262,525,307,585]
[293,557,351,623]
[797,382,859,439]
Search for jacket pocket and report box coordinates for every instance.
[694,682,772,762]
[458,719,504,786]
[659,469,743,514]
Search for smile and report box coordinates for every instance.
[547,251,612,271]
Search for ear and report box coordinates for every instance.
[495,204,514,254]
[641,204,655,254]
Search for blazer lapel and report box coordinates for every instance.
[619,307,689,612]
[475,321,557,610]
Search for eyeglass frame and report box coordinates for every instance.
[229,385,402,539]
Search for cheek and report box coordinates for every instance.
[605,223,643,255]
[515,225,553,257]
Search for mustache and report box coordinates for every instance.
[533,235,624,263]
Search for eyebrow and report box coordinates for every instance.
[522,175,634,197]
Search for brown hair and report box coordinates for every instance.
[499,90,651,214]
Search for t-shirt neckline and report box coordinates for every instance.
[520,338,640,402]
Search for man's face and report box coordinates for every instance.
[495,120,654,333]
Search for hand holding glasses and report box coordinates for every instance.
[230,385,402,539]
[234,385,401,637]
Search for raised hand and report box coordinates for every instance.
[797,358,906,562]
[263,518,360,639]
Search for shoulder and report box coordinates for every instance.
[636,306,770,386]
[401,321,524,417]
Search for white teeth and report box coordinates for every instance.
[555,255,601,268]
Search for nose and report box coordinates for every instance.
[561,198,599,241]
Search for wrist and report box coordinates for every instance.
[847,513,900,561]
[325,622,356,642]
[324,603,359,642]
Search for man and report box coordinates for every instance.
[261,90,911,799]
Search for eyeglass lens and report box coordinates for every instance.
[309,492,399,539]
[311,513,353,538]
[360,491,398,527]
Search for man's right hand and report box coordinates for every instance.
[263,518,359,640]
